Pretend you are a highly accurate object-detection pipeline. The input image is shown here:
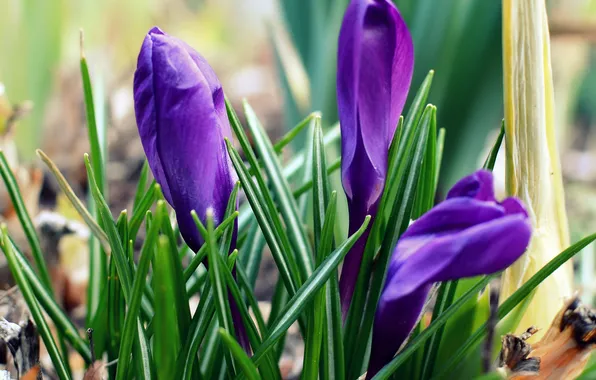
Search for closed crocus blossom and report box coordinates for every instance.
[337,0,414,315]
[501,0,572,339]
[133,27,250,351]
[134,26,236,252]
[367,170,532,378]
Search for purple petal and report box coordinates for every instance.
[400,197,507,239]
[446,169,495,201]
[337,0,414,316]
[133,27,173,204]
[385,215,531,301]
[338,0,413,205]
[133,27,236,252]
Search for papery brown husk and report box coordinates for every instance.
[500,297,595,379]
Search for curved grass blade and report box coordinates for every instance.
[129,182,158,240]
[0,151,52,289]
[273,112,319,154]
[153,235,183,379]
[226,139,300,298]
[36,149,110,253]
[292,157,341,199]
[133,160,149,210]
[482,121,505,170]
[176,252,238,380]
[205,209,237,377]
[1,226,70,380]
[183,211,239,281]
[114,203,163,380]
[80,34,108,331]
[215,251,280,379]
[251,215,371,366]
[219,328,260,380]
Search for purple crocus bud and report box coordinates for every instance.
[133,27,251,352]
[133,26,236,252]
[367,170,532,378]
[337,0,414,315]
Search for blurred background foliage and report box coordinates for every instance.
[3,0,596,300]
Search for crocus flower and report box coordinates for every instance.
[134,26,235,252]
[133,27,249,351]
[367,170,532,378]
[500,0,572,340]
[337,0,414,315]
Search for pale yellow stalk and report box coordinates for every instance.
[500,0,573,340]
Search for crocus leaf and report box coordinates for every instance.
[0,151,52,289]
[482,121,505,171]
[129,182,158,240]
[114,203,163,380]
[225,138,301,298]
[36,149,110,253]
[243,100,314,280]
[251,215,371,366]
[205,210,237,377]
[153,235,182,380]
[218,329,260,380]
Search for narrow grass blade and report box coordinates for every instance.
[239,222,265,288]
[242,100,314,279]
[158,210,191,337]
[226,139,300,298]
[80,34,108,330]
[205,210,237,376]
[133,160,149,210]
[129,182,158,240]
[303,120,336,380]
[482,121,505,171]
[36,149,110,252]
[251,215,371,366]
[183,211,239,281]
[153,235,183,379]
[176,249,239,380]
[273,112,319,154]
[1,226,70,380]
[0,151,52,289]
[115,203,163,380]
[322,193,344,380]
[292,157,341,199]
[413,106,437,218]
[219,329,260,380]
[84,154,131,293]
[80,31,106,195]
[215,252,280,379]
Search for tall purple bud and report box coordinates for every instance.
[337,0,414,315]
[133,27,249,351]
